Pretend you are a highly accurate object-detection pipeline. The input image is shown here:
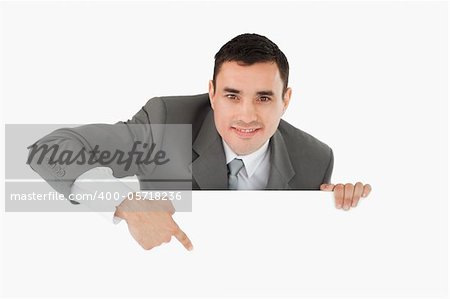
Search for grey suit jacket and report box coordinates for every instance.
[27,93,333,199]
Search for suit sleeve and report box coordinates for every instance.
[321,148,334,185]
[26,97,163,201]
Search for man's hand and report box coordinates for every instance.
[114,194,193,251]
[320,182,372,210]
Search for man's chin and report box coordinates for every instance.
[229,142,262,156]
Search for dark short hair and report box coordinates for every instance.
[212,33,289,96]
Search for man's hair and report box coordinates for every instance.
[212,33,289,96]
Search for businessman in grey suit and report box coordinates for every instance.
[27,33,372,251]
[124,92,332,190]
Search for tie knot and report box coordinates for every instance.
[227,158,244,176]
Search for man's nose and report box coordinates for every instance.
[239,100,257,123]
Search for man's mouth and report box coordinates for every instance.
[231,127,261,138]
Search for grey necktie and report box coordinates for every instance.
[227,158,244,190]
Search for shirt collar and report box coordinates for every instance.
[222,139,270,178]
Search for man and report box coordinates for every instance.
[27,33,372,251]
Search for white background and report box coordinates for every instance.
[0,1,448,298]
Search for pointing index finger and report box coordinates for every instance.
[172,224,194,251]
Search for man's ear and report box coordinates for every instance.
[208,80,215,110]
[282,87,292,114]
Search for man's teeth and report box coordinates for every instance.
[236,128,257,133]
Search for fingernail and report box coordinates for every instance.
[336,204,342,209]
[188,245,193,251]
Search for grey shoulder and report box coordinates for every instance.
[145,93,209,108]
[141,93,211,124]
[278,119,332,158]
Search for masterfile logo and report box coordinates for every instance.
[5,124,193,212]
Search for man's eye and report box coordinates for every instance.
[226,94,237,100]
[258,96,271,102]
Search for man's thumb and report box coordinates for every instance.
[320,184,335,191]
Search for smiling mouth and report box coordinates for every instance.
[231,127,261,137]
[235,128,258,133]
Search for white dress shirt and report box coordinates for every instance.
[71,139,271,223]
[71,167,138,224]
[222,140,271,190]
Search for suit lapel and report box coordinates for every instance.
[191,110,228,189]
[265,130,295,189]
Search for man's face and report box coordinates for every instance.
[209,61,292,155]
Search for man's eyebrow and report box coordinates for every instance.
[223,87,241,94]
[256,90,275,96]
[223,88,275,96]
